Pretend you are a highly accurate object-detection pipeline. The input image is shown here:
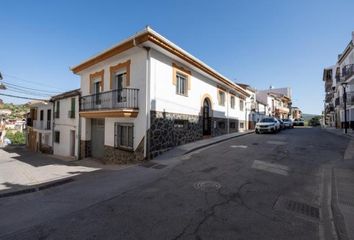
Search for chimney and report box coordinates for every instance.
[352,31,354,43]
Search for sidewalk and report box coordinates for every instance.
[154,130,254,161]
[322,126,354,138]
[332,167,354,240]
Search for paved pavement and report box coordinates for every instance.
[0,127,351,240]
[0,146,132,196]
[320,127,354,240]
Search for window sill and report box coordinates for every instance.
[115,146,134,152]
[176,93,188,97]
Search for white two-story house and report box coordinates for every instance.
[51,89,80,159]
[27,101,53,153]
[71,27,250,164]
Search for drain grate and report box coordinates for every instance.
[252,143,259,145]
[279,199,320,219]
[193,181,221,192]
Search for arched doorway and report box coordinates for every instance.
[202,98,211,135]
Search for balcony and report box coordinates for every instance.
[33,120,51,130]
[342,64,354,81]
[325,92,333,103]
[275,106,289,114]
[80,88,139,118]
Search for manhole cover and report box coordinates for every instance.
[193,181,221,192]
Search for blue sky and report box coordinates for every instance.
[1,0,354,114]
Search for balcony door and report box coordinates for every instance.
[113,70,127,106]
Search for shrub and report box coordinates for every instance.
[5,131,25,145]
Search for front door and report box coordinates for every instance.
[70,130,75,157]
[203,99,211,135]
[91,119,105,159]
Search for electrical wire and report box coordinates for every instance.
[3,81,61,94]
[0,93,47,101]
[2,73,67,92]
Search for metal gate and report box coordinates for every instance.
[91,119,105,159]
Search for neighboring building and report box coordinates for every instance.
[323,65,336,127]
[291,107,302,120]
[0,109,12,116]
[256,88,292,119]
[51,89,80,159]
[323,32,354,129]
[71,27,250,164]
[238,83,267,128]
[27,101,53,153]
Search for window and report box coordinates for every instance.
[230,96,235,109]
[54,131,60,143]
[176,73,187,96]
[40,110,44,121]
[69,98,75,118]
[240,99,244,111]
[218,90,225,106]
[55,101,60,118]
[240,122,244,129]
[230,122,236,129]
[114,123,133,150]
[218,121,225,129]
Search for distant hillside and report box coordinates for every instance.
[0,103,29,119]
[302,113,320,121]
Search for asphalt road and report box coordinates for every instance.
[0,127,349,240]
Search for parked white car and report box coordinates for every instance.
[282,119,294,128]
[255,117,281,134]
[293,118,305,126]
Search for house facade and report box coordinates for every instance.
[323,32,354,129]
[51,89,80,159]
[27,101,53,153]
[257,88,292,119]
[71,27,250,164]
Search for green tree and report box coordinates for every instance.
[5,131,25,144]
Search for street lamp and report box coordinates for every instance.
[341,82,348,134]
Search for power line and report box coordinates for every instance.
[3,81,61,94]
[5,88,53,98]
[2,73,67,91]
[0,93,47,101]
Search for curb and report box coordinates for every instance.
[331,168,349,240]
[0,178,74,199]
[184,131,254,155]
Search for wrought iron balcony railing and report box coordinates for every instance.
[80,88,139,112]
[342,64,354,81]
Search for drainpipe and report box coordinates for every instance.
[78,95,82,160]
[227,90,230,134]
[133,34,151,160]
[144,47,151,160]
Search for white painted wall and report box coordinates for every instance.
[149,49,246,122]
[31,102,53,147]
[53,96,80,158]
[79,47,147,149]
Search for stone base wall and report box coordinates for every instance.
[229,119,239,133]
[103,138,145,164]
[212,117,228,136]
[149,111,203,158]
[80,140,91,159]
